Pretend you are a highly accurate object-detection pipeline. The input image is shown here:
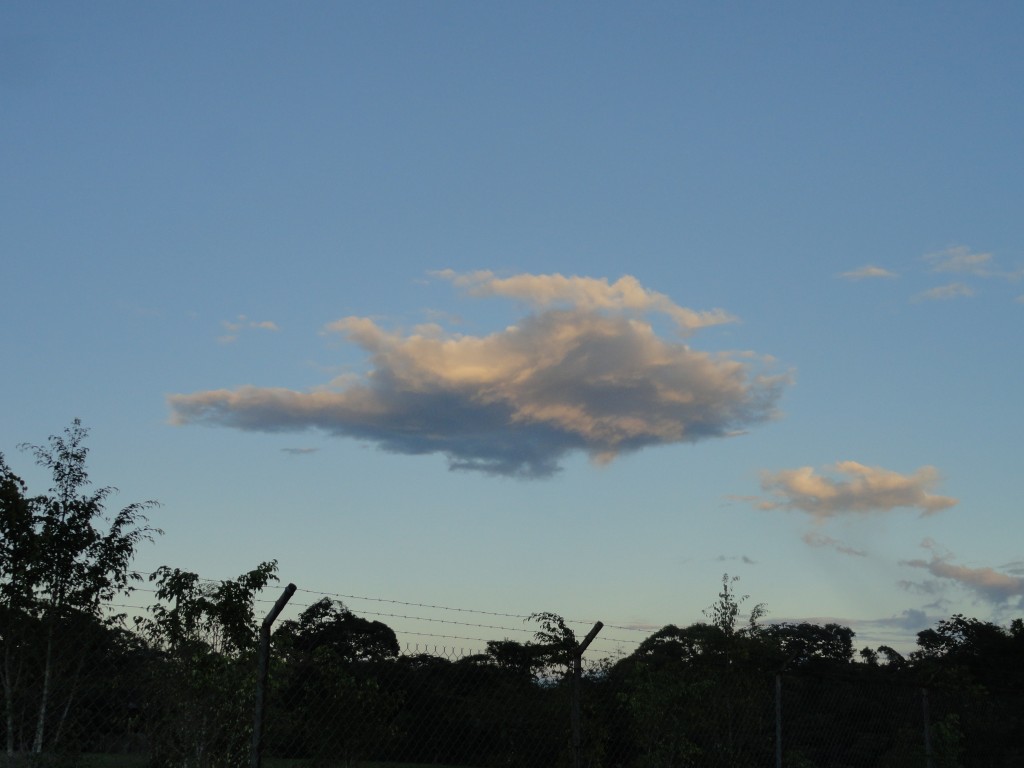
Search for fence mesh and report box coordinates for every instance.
[1,602,1023,767]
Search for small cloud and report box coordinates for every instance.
[1000,560,1024,577]
[756,461,957,520]
[923,245,1023,281]
[839,265,898,281]
[897,578,946,597]
[913,282,975,302]
[218,314,280,344]
[802,531,867,557]
[715,554,757,565]
[170,272,787,478]
[867,608,931,632]
[902,539,1024,605]
[621,621,664,633]
[924,246,994,275]
[281,447,319,455]
[766,610,932,640]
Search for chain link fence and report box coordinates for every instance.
[2,599,1023,767]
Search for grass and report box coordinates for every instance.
[61,756,470,768]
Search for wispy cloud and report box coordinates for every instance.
[756,461,957,519]
[435,270,737,333]
[767,608,933,637]
[924,246,996,276]
[865,608,932,633]
[922,245,1024,280]
[169,272,787,478]
[1000,560,1024,577]
[218,315,280,344]
[802,531,867,557]
[915,245,1023,302]
[281,447,319,455]
[890,245,1024,304]
[715,554,757,565]
[902,539,1024,605]
[619,621,664,633]
[839,265,898,281]
[913,282,976,302]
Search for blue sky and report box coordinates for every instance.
[3,1,1022,657]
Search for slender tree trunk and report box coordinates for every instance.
[3,641,16,761]
[51,649,86,750]
[3,638,14,761]
[1,612,31,761]
[32,620,55,753]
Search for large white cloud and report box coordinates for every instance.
[756,461,957,519]
[168,272,787,477]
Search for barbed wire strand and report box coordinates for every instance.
[129,571,647,648]
[290,586,651,636]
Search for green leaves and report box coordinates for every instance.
[10,419,160,616]
[0,420,161,755]
[702,573,766,640]
[0,454,37,613]
[276,597,399,663]
[145,561,279,657]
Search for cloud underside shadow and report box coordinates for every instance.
[169,281,787,477]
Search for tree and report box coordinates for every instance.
[144,561,278,658]
[0,455,37,759]
[270,600,400,766]
[139,562,278,768]
[912,614,1011,668]
[702,573,767,642]
[528,611,578,678]
[763,622,855,668]
[485,639,549,678]
[909,614,1024,766]
[620,655,704,768]
[0,421,159,757]
[632,623,730,667]
[276,598,399,663]
[695,575,770,765]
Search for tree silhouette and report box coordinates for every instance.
[0,421,159,757]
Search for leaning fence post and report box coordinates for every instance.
[571,621,603,768]
[251,582,296,768]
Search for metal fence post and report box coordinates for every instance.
[922,687,933,768]
[775,673,782,768]
[251,583,296,768]
[572,622,603,768]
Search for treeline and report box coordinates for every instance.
[2,423,1023,767]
